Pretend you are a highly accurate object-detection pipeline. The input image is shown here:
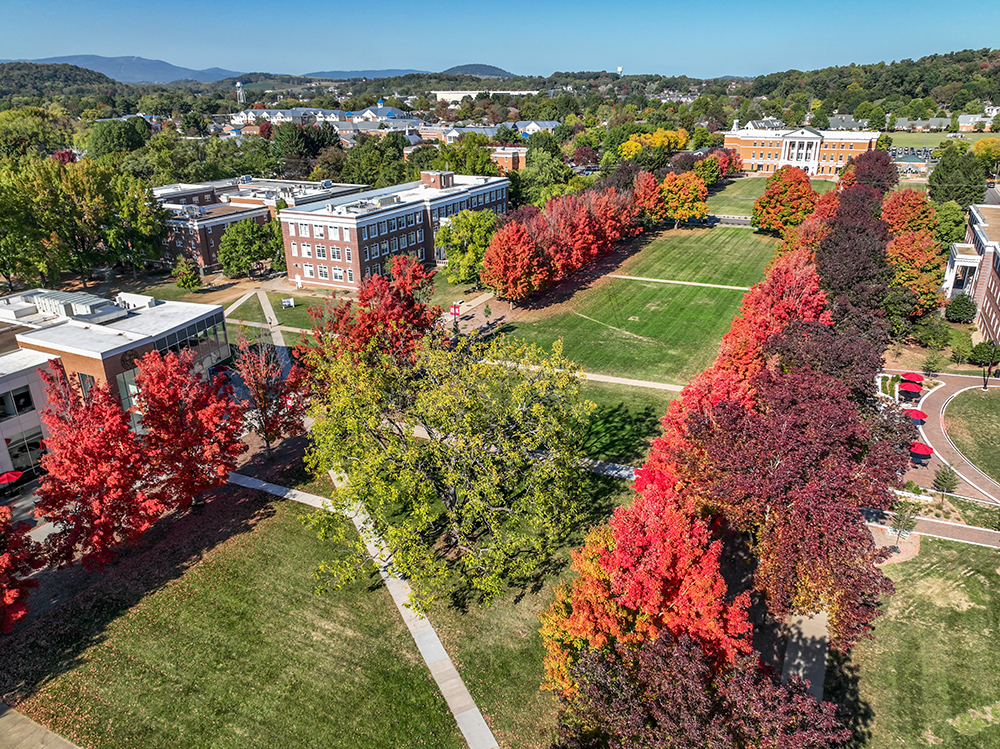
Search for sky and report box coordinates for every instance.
[4,0,1000,79]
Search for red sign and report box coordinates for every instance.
[450,303,461,317]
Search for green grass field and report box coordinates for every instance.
[504,278,744,384]
[228,293,265,323]
[943,388,1000,484]
[617,227,778,288]
[266,292,333,330]
[579,380,677,464]
[885,131,997,150]
[826,538,1000,749]
[428,271,482,312]
[707,177,836,216]
[12,500,464,749]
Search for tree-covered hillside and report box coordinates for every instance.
[0,62,123,98]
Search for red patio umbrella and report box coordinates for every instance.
[901,372,924,382]
[899,382,922,393]
[904,409,929,420]
[0,470,23,484]
[909,442,933,456]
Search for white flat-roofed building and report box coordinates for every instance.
[279,171,509,290]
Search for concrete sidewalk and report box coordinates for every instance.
[0,704,80,749]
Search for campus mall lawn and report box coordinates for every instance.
[827,538,1000,748]
[943,388,1000,484]
[579,380,677,465]
[706,177,835,217]
[8,496,464,749]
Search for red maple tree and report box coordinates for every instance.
[633,170,667,224]
[751,166,819,233]
[538,193,599,279]
[0,505,41,633]
[480,220,548,301]
[882,188,938,236]
[234,334,308,455]
[311,255,440,362]
[35,363,160,571]
[133,350,247,511]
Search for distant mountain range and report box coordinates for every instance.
[0,55,243,84]
[304,69,429,80]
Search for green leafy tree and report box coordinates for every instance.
[934,200,967,246]
[946,293,977,323]
[173,256,202,290]
[889,499,921,547]
[933,465,959,494]
[930,146,986,208]
[519,149,571,206]
[922,351,945,378]
[436,209,498,284]
[969,341,1000,369]
[87,119,147,159]
[951,329,974,364]
[302,334,593,608]
[0,107,73,158]
[527,131,563,161]
[105,173,169,278]
[431,133,499,176]
[308,145,347,182]
[217,218,276,277]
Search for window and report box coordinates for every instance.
[361,225,368,240]
[431,208,439,220]
[209,240,214,247]
[364,246,370,261]
[315,245,327,259]
[460,200,467,210]
[304,263,314,278]
[302,244,312,258]
[313,225,325,238]
[389,217,397,231]
[752,151,756,159]
[332,267,344,281]
[176,240,182,247]
[373,263,381,276]
[318,265,329,280]
[298,223,310,237]
[390,237,398,252]
[418,246,425,260]
[331,246,342,260]
[399,234,407,249]
[417,229,424,242]
[193,195,199,203]
[291,242,298,256]
[330,226,340,241]
[345,248,352,262]
[416,212,422,224]
[207,226,213,234]
[0,385,34,421]
[381,240,389,255]
[347,269,354,283]
[378,220,387,234]
[343,227,350,242]
[409,231,416,245]
[407,213,414,226]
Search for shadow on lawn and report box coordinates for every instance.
[825,649,875,748]
[0,436,310,706]
[581,402,662,465]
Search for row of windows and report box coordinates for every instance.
[302,264,356,283]
[751,140,856,149]
[363,231,424,260]
[291,243,353,262]
[750,151,846,162]
[288,222,351,242]
[360,211,423,240]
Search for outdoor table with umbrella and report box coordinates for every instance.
[909,442,933,466]
[904,409,928,424]
[898,382,922,400]
[901,372,924,383]
[0,470,23,498]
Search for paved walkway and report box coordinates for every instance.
[885,370,1000,503]
[224,290,258,317]
[582,372,684,392]
[604,273,751,292]
[227,472,499,749]
[781,612,829,701]
[0,704,81,749]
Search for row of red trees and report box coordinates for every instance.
[480,188,640,301]
[541,156,929,745]
[0,337,308,633]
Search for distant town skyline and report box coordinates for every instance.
[4,0,1000,80]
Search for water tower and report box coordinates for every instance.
[236,82,246,106]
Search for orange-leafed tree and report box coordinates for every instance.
[633,170,667,224]
[751,166,818,233]
[133,350,247,512]
[882,188,938,236]
[540,468,751,696]
[480,220,548,301]
[0,506,41,633]
[538,193,599,280]
[585,187,640,251]
[813,189,840,221]
[660,171,708,228]
[886,229,947,316]
[35,363,160,571]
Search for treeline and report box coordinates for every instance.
[540,159,928,746]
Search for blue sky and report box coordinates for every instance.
[4,0,1000,78]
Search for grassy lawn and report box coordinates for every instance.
[886,131,997,149]
[826,538,1000,748]
[227,293,265,324]
[898,181,930,192]
[266,292,333,330]
[11,499,464,749]
[579,380,676,465]
[504,278,744,384]
[617,227,778,288]
[943,388,1000,484]
[427,270,483,312]
[707,177,835,217]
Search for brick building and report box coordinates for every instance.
[278,171,509,290]
[154,177,366,274]
[489,146,528,173]
[724,122,880,177]
[942,204,1000,342]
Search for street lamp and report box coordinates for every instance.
[983,339,999,391]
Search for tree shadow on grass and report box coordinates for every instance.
[580,402,661,465]
[825,649,875,749]
[0,436,318,706]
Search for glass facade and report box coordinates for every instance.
[0,386,33,421]
[7,425,43,475]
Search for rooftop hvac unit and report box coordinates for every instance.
[377,195,400,207]
[320,180,333,189]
